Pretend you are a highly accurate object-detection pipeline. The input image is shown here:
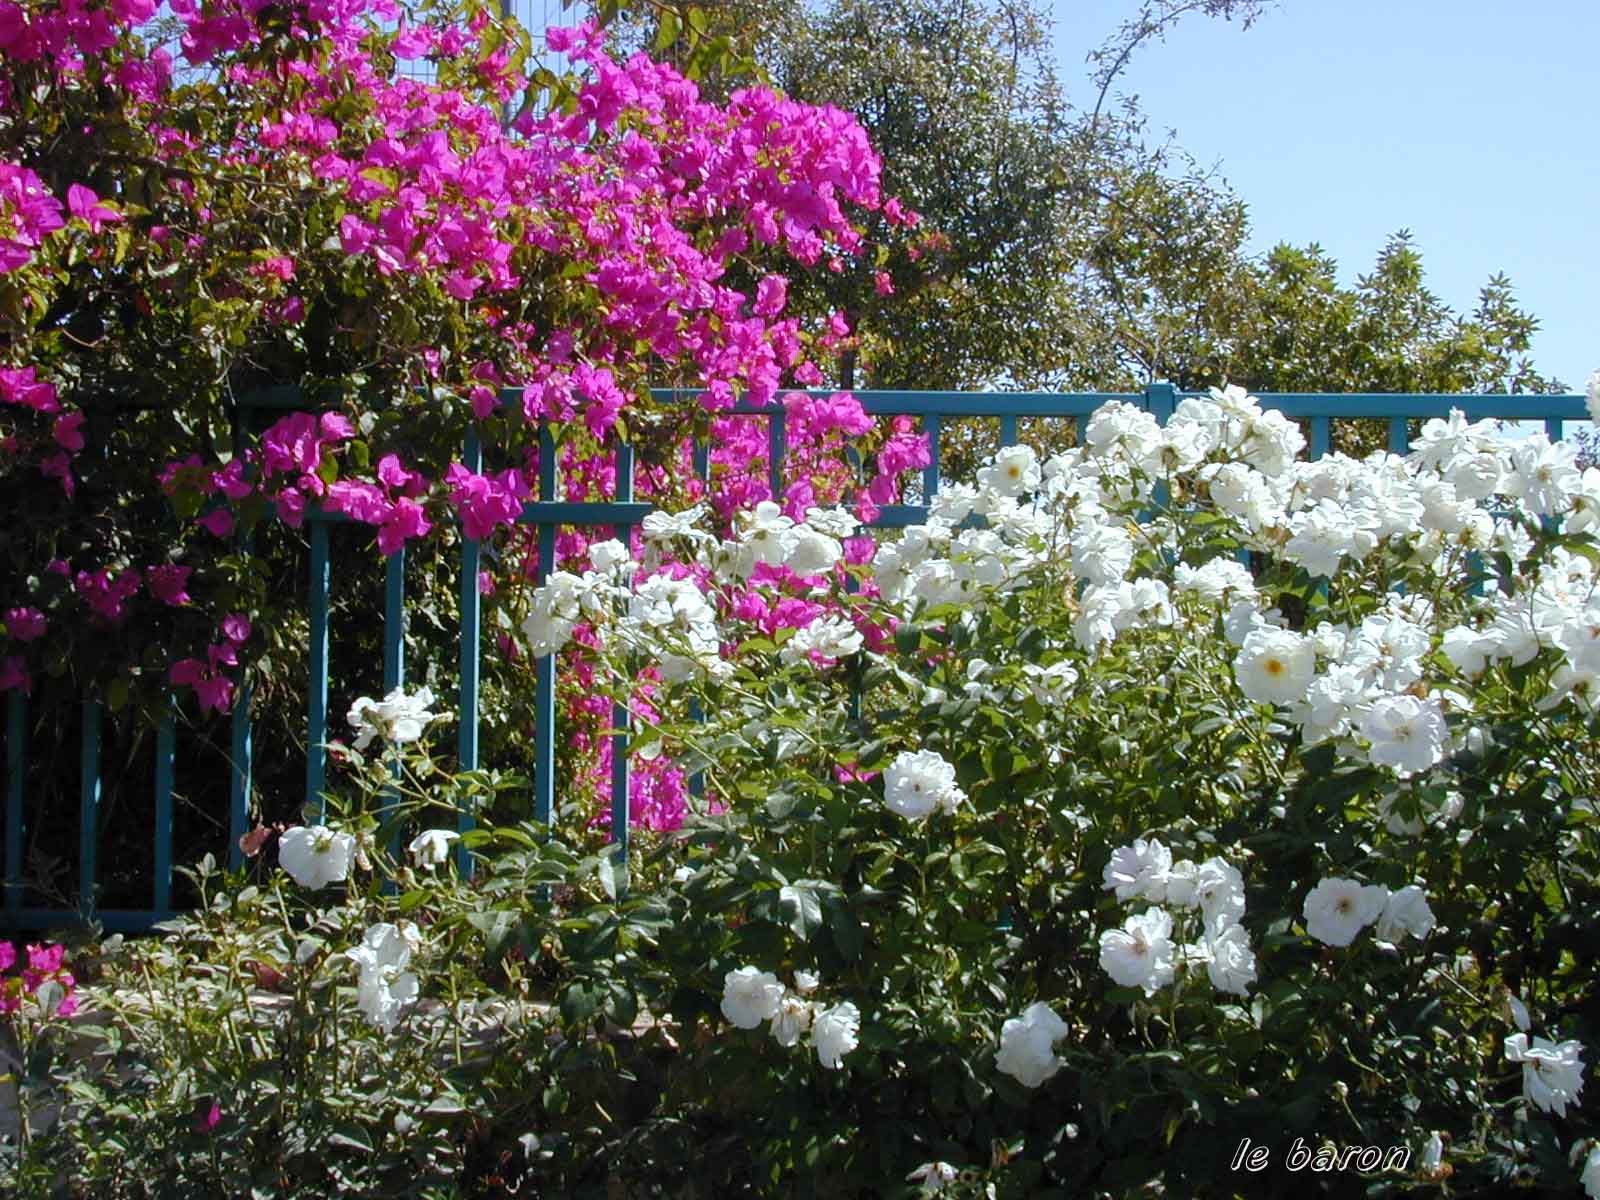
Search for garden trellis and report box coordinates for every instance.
[0,384,1587,933]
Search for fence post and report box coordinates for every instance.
[611,441,635,875]
[1143,381,1177,426]
[5,692,24,914]
[228,681,253,869]
[306,520,331,821]
[79,700,102,919]
[456,425,483,877]
[153,701,176,913]
[533,425,558,831]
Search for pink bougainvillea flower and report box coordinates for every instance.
[146,564,193,606]
[5,607,46,641]
[67,183,122,233]
[221,613,251,644]
[51,410,86,452]
[196,508,234,539]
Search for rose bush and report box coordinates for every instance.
[494,385,1597,1195]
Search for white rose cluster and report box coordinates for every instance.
[345,921,421,1033]
[720,967,858,1070]
[1098,839,1256,998]
[1505,1031,1586,1118]
[1301,877,1436,948]
[346,685,443,751]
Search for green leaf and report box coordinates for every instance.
[830,906,865,962]
[779,883,823,940]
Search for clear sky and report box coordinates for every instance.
[1055,0,1599,394]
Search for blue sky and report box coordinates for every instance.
[1054,0,1598,394]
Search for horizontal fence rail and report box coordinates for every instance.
[2,385,1587,931]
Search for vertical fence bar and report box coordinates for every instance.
[456,427,483,876]
[1387,417,1409,456]
[767,406,786,503]
[381,550,406,869]
[611,442,635,871]
[999,414,1017,449]
[1144,382,1177,513]
[533,425,559,830]
[383,550,406,690]
[1143,381,1177,425]
[228,680,252,869]
[306,520,331,821]
[79,700,102,917]
[686,438,708,803]
[1546,417,1565,444]
[5,692,24,914]
[922,414,941,503]
[153,702,176,913]
[1310,416,1331,461]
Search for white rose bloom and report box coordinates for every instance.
[347,685,441,751]
[346,922,421,1033]
[812,1001,860,1069]
[1235,628,1316,706]
[883,749,965,820]
[732,501,797,577]
[1506,435,1582,516]
[803,506,860,538]
[770,993,815,1047]
[1504,1033,1586,1117]
[1588,369,1600,424]
[1163,859,1199,908]
[1374,884,1436,943]
[1303,877,1389,947]
[908,1162,960,1194]
[1361,693,1447,776]
[786,525,844,576]
[978,444,1041,497]
[641,504,707,542]
[721,967,784,1029]
[279,825,356,889]
[793,970,819,995]
[780,615,863,666]
[1204,923,1257,996]
[1581,1143,1600,1199]
[1193,857,1246,932]
[1102,839,1173,903]
[1173,557,1256,605]
[1022,660,1078,706]
[408,828,460,870]
[995,1001,1069,1087]
[1099,907,1177,995]
[1071,521,1133,586]
[588,538,633,574]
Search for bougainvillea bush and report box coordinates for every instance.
[0,0,931,868]
[15,387,1599,1197]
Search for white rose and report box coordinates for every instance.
[278,825,355,889]
[811,1001,860,1069]
[407,828,460,870]
[995,1001,1069,1087]
[883,749,964,820]
[720,966,783,1030]
[1302,877,1389,947]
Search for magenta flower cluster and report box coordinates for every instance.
[0,940,79,1018]
[0,0,930,829]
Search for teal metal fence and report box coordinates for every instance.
[1,384,1588,931]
